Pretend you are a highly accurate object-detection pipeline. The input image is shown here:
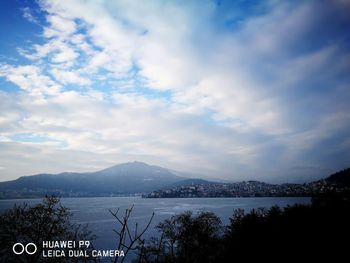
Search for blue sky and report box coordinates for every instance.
[0,0,350,182]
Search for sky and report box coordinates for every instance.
[0,0,349,183]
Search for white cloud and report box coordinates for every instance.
[0,0,349,182]
[21,7,39,24]
[44,14,77,37]
[50,68,91,85]
[51,45,79,64]
[0,65,61,97]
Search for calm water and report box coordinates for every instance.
[0,197,310,261]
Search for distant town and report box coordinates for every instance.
[143,179,349,198]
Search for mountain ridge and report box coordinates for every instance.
[0,162,195,198]
[325,168,350,186]
[0,162,349,199]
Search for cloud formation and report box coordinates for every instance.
[0,0,349,182]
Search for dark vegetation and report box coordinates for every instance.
[0,196,96,263]
[326,167,350,186]
[137,196,350,262]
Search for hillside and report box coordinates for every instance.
[1,163,349,199]
[325,168,350,186]
[0,162,201,198]
[145,168,350,198]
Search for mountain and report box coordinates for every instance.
[2,162,348,199]
[325,168,350,186]
[0,162,208,198]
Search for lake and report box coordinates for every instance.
[0,197,310,261]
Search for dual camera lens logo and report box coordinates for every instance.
[12,243,37,255]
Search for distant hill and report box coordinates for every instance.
[146,168,350,198]
[172,178,214,187]
[1,163,349,199]
[0,162,209,198]
[325,168,350,186]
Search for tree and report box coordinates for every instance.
[0,196,96,263]
[109,205,154,263]
[223,198,350,261]
[138,211,222,263]
[137,197,350,262]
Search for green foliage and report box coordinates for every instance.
[0,196,96,263]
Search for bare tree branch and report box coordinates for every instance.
[108,205,154,263]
